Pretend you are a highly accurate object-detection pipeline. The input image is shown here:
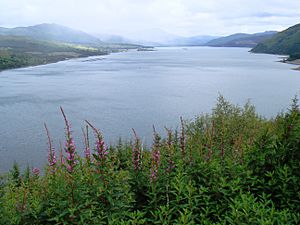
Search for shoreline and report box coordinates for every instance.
[285,59,300,71]
[279,58,300,71]
[0,48,138,73]
[0,52,110,73]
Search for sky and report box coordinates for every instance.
[1,0,300,40]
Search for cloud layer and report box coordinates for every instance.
[1,0,300,39]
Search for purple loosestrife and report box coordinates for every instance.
[32,167,40,176]
[150,127,161,183]
[95,134,108,160]
[180,117,186,161]
[132,129,142,172]
[165,128,175,173]
[82,126,91,163]
[220,120,225,158]
[208,121,215,159]
[85,120,108,173]
[44,123,57,173]
[60,107,77,173]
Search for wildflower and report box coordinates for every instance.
[180,117,186,160]
[85,147,91,160]
[44,123,57,172]
[85,120,108,177]
[32,167,40,176]
[85,120,108,161]
[132,129,142,172]
[61,107,77,173]
[82,126,91,163]
[150,127,161,183]
[165,127,175,173]
[95,133,108,160]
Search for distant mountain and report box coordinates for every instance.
[251,23,300,59]
[206,31,277,48]
[167,35,219,46]
[0,23,103,46]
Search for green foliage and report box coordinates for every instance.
[0,95,300,224]
[251,23,300,58]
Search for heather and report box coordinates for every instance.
[0,96,299,224]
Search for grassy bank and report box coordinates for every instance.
[0,96,299,224]
[0,36,110,71]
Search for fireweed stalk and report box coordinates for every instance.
[60,107,77,173]
[82,125,91,164]
[85,120,108,174]
[165,127,175,173]
[32,167,40,177]
[207,121,215,160]
[150,127,161,183]
[132,129,142,173]
[44,123,57,173]
[180,116,186,161]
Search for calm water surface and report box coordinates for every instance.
[0,47,299,172]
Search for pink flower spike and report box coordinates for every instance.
[32,167,40,176]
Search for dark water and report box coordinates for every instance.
[0,47,299,172]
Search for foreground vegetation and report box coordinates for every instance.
[0,96,299,224]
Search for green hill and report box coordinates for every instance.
[251,23,300,59]
[0,23,142,71]
[0,36,106,70]
[206,31,277,47]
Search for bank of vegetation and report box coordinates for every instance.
[0,36,110,71]
[0,96,299,224]
[251,23,300,61]
[0,23,141,71]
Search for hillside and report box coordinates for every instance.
[206,31,277,47]
[0,36,106,70]
[251,23,300,59]
[0,23,144,71]
[0,23,103,46]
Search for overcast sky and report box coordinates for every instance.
[1,0,300,39]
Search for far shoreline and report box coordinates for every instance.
[280,58,300,71]
[0,53,109,73]
[0,48,139,73]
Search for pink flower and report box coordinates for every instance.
[132,129,142,172]
[61,107,77,173]
[32,167,40,176]
[150,128,161,183]
[85,120,108,175]
[44,123,57,172]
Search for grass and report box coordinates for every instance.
[0,95,299,224]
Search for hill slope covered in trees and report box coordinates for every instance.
[251,23,300,60]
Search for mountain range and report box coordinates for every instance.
[0,23,279,48]
[94,30,277,47]
[206,31,277,48]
